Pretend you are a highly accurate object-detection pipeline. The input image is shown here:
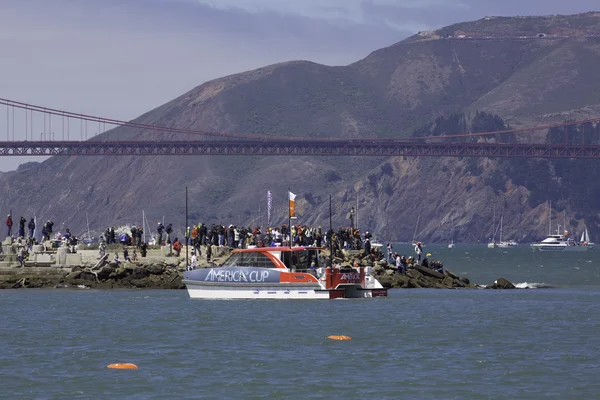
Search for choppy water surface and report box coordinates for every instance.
[2,245,600,399]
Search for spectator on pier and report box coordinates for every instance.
[396,254,406,275]
[18,247,25,267]
[136,227,143,248]
[6,214,13,237]
[45,220,54,240]
[173,238,182,257]
[28,218,35,239]
[190,254,198,271]
[156,222,164,246]
[166,223,173,245]
[131,226,137,245]
[414,242,423,263]
[18,217,26,238]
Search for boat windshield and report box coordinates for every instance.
[222,252,275,269]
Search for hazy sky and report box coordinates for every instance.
[0,0,597,171]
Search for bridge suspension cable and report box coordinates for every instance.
[1,97,599,143]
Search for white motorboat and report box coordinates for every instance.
[530,234,588,252]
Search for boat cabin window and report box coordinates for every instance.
[281,249,320,270]
[223,252,274,269]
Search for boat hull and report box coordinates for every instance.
[183,281,386,300]
[183,266,387,300]
[531,244,588,252]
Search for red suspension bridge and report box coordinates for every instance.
[1,97,600,158]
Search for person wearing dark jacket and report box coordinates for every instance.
[28,218,35,239]
[18,217,26,238]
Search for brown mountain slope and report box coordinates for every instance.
[2,13,600,242]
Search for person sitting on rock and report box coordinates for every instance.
[172,238,182,256]
[190,254,198,271]
[114,253,121,266]
[421,257,429,268]
[131,250,138,261]
[123,248,131,262]
[140,242,148,257]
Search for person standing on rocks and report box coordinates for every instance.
[28,218,35,239]
[414,242,423,263]
[6,214,13,237]
[141,242,148,258]
[18,217,26,239]
[190,253,198,271]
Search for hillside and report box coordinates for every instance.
[1,12,600,243]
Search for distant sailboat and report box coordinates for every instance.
[448,216,455,248]
[412,214,423,246]
[487,205,497,248]
[580,228,594,247]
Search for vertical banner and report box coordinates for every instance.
[267,190,273,226]
[289,191,296,218]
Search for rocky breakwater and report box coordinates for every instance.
[334,249,516,290]
[0,244,233,289]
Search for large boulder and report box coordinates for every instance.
[487,277,516,289]
[413,264,445,279]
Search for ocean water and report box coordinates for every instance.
[2,245,600,399]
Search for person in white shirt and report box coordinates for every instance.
[189,254,198,271]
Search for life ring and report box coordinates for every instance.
[107,363,139,370]
[328,335,352,341]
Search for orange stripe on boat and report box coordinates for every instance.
[328,335,352,341]
[107,363,139,370]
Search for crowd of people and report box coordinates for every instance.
[386,242,445,275]
[5,212,445,273]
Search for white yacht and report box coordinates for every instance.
[530,234,588,252]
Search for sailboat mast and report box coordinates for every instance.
[548,201,552,236]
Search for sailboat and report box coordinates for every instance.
[580,228,594,247]
[487,206,497,248]
[411,214,423,246]
[497,216,518,248]
[448,216,455,248]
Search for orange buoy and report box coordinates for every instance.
[107,363,139,370]
[328,335,352,341]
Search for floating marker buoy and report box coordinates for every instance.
[328,335,352,341]
[107,363,138,370]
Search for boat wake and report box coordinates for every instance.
[514,282,555,289]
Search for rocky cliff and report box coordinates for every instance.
[1,12,600,243]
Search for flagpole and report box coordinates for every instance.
[329,194,334,288]
[185,186,188,269]
[288,187,292,249]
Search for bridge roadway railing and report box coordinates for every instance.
[1,139,600,158]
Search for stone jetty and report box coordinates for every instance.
[0,237,232,289]
[0,238,516,290]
